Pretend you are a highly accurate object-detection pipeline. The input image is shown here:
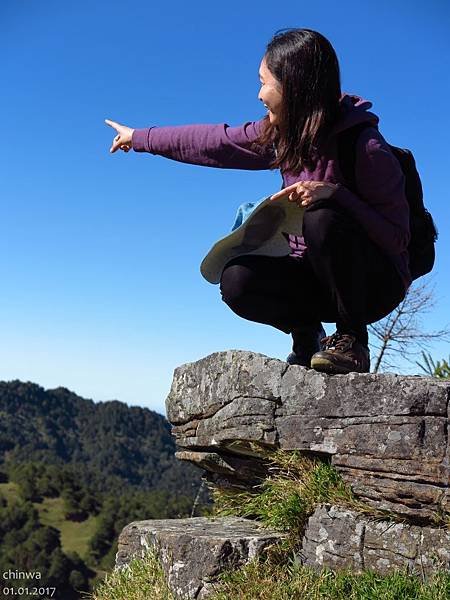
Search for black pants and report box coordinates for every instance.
[219,202,406,346]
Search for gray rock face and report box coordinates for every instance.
[300,504,450,576]
[167,350,285,450]
[167,350,450,521]
[115,351,450,595]
[116,516,284,599]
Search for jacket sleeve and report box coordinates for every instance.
[131,119,274,170]
[331,128,411,255]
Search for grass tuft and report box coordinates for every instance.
[83,546,174,600]
[84,544,450,600]
[212,558,450,600]
[211,449,396,555]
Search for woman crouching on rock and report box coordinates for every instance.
[105,28,410,375]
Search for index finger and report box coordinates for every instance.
[270,183,299,201]
[105,118,121,131]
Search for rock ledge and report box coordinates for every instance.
[115,351,450,598]
[116,516,284,599]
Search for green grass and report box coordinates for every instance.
[213,557,450,600]
[211,448,401,556]
[84,547,174,600]
[1,482,105,590]
[35,495,100,560]
[0,481,21,504]
[84,546,450,600]
[0,483,100,562]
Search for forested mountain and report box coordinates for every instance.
[0,380,209,598]
[0,380,200,493]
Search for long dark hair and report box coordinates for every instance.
[257,28,342,174]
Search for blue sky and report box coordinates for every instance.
[1,1,449,415]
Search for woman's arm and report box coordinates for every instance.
[131,119,275,170]
[331,128,411,255]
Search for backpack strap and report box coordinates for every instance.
[337,122,374,193]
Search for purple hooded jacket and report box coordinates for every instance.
[132,93,412,289]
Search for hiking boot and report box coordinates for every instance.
[286,324,327,367]
[310,332,370,374]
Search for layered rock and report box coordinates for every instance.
[115,350,450,597]
[301,504,450,575]
[167,350,450,522]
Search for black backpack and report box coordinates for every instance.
[337,123,437,280]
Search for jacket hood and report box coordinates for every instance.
[330,93,379,136]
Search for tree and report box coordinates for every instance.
[368,279,450,373]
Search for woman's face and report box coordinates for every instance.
[258,56,283,125]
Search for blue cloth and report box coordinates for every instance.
[230,197,266,232]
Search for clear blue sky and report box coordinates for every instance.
[1,1,449,415]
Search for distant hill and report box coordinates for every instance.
[0,380,209,596]
[0,380,201,494]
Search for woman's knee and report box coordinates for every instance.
[219,262,254,308]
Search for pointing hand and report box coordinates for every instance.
[105,119,135,154]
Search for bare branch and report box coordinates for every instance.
[368,279,450,373]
